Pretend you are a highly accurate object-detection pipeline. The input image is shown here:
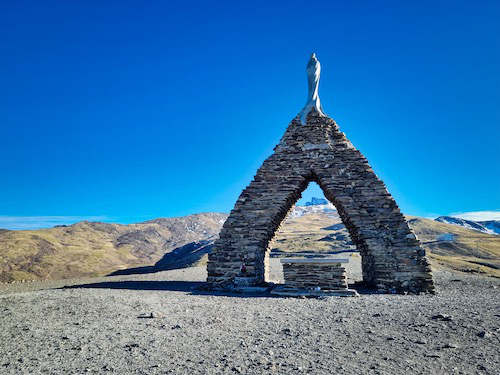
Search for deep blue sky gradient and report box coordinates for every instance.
[1,1,499,227]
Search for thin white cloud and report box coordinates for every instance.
[449,210,500,221]
[0,216,111,230]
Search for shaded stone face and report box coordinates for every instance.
[207,109,435,294]
[282,262,349,290]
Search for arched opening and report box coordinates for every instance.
[207,110,434,294]
[265,181,363,288]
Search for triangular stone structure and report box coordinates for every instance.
[207,54,434,294]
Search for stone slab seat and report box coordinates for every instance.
[270,286,359,297]
[280,258,350,264]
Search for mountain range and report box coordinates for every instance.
[0,201,499,282]
[0,213,225,282]
[435,216,500,235]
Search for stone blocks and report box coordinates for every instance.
[281,259,348,290]
[207,110,435,294]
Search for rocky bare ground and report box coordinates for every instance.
[0,260,499,374]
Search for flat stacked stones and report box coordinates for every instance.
[281,259,349,290]
[207,109,435,294]
[207,54,435,294]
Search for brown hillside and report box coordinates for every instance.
[406,216,499,277]
[190,210,499,279]
[1,209,498,282]
[269,212,499,278]
[0,213,226,282]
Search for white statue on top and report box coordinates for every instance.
[299,53,326,124]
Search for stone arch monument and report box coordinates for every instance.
[207,54,434,294]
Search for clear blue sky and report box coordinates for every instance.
[1,1,499,229]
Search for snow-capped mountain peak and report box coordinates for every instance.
[291,197,338,218]
[305,197,328,206]
[435,216,499,235]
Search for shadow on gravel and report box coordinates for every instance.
[61,280,379,298]
[107,265,158,276]
[61,281,278,298]
[107,241,214,277]
[349,282,380,295]
[63,280,204,292]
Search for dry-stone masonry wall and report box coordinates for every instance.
[282,260,348,290]
[207,109,435,294]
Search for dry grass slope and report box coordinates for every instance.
[407,217,500,277]
[270,212,354,254]
[270,213,499,278]
[0,213,226,282]
[1,210,498,282]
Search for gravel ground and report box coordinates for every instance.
[0,259,499,374]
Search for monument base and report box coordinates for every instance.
[270,285,359,297]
